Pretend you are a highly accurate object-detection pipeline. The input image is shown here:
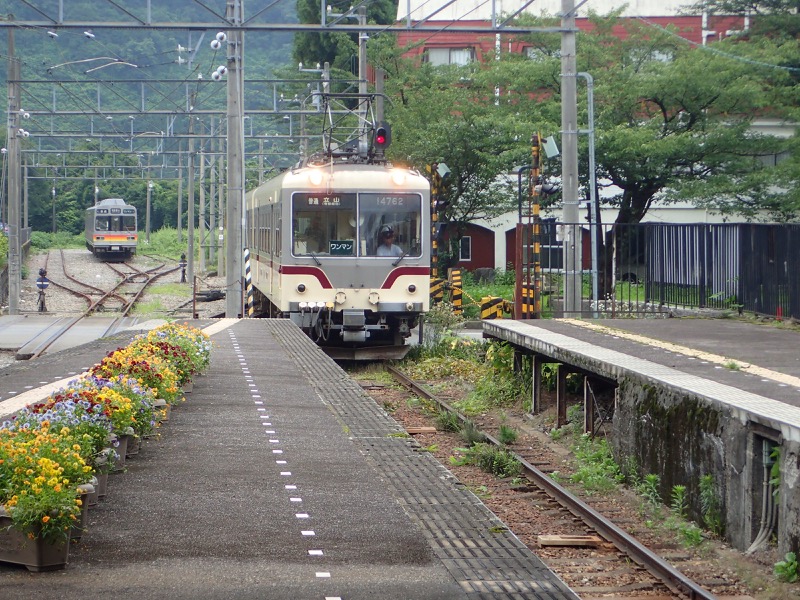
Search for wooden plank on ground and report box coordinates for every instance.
[537,534,602,547]
[406,427,437,434]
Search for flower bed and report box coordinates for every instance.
[0,322,211,566]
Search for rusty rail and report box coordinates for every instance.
[386,365,716,600]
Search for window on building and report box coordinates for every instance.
[427,47,474,66]
[525,46,559,61]
[460,236,472,261]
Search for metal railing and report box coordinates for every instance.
[532,221,799,320]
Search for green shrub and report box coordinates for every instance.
[435,410,461,433]
[452,442,522,479]
[498,424,518,445]
[699,474,723,536]
[30,231,84,250]
[459,420,486,447]
[670,485,688,520]
[0,233,8,269]
[775,552,799,583]
[569,435,624,495]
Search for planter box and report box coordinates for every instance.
[125,435,141,458]
[0,512,70,572]
[71,483,94,543]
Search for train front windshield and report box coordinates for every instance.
[292,192,422,258]
[95,214,136,232]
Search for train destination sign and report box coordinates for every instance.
[294,192,356,210]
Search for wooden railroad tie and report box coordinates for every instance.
[537,534,603,547]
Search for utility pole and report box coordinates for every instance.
[209,115,217,267]
[358,5,368,150]
[187,106,196,284]
[177,141,183,244]
[225,0,244,317]
[6,28,20,315]
[217,134,225,277]
[51,182,56,233]
[561,0,582,317]
[23,156,28,229]
[145,153,152,243]
[199,149,206,272]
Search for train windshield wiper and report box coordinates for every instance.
[308,252,321,266]
[392,250,408,267]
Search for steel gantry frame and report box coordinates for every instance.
[2,0,580,318]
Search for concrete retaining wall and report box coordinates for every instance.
[613,375,800,555]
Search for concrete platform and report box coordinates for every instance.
[482,317,800,555]
[0,319,578,600]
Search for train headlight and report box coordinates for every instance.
[308,170,324,186]
[407,284,416,293]
[391,170,406,186]
[334,291,346,304]
[315,301,327,309]
[299,301,309,309]
[368,292,380,305]
[296,283,306,293]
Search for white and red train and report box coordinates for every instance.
[245,157,431,359]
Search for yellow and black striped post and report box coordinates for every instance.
[449,268,462,315]
[531,137,542,319]
[521,285,537,317]
[430,277,445,304]
[480,296,504,320]
[429,164,442,280]
[243,248,254,317]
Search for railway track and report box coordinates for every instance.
[383,365,745,600]
[19,250,179,359]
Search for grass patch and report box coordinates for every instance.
[148,282,192,297]
[130,299,166,316]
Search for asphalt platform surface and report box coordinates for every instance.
[0,318,579,600]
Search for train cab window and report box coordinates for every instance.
[123,216,136,232]
[358,193,422,258]
[95,218,108,231]
[292,193,356,257]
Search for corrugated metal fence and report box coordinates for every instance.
[541,222,799,320]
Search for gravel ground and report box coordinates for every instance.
[354,369,800,600]
[19,248,227,318]
[0,248,228,368]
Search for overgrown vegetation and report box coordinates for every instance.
[451,443,522,479]
[0,233,8,270]
[774,551,799,583]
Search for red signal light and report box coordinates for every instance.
[374,123,391,151]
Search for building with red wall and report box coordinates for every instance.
[392,0,750,275]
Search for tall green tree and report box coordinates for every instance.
[294,0,398,72]
[374,14,796,228]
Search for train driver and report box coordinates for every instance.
[376,225,403,257]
